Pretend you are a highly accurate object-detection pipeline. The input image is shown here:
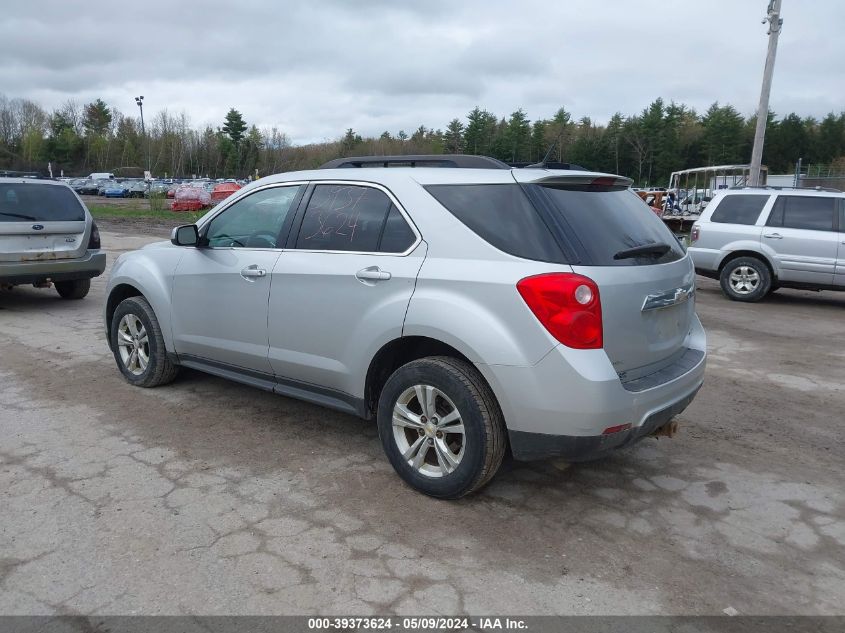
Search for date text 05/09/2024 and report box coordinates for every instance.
[307,617,529,630]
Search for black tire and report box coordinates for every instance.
[377,356,506,499]
[55,278,90,300]
[719,256,771,302]
[110,296,179,387]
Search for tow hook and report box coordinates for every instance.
[651,420,680,439]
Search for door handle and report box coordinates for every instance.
[240,265,267,280]
[356,266,392,281]
[763,233,783,239]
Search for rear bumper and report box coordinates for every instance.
[475,313,706,461]
[0,250,106,285]
[508,385,700,461]
[687,247,721,273]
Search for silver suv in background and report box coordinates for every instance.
[688,188,845,301]
[0,178,105,299]
[104,157,706,498]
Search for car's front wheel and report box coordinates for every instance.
[719,256,771,302]
[110,296,179,387]
[377,356,506,499]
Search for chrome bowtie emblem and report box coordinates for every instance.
[642,285,694,311]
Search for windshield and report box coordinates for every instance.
[0,183,85,222]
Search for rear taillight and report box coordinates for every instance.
[88,221,101,249]
[516,273,603,349]
[690,224,700,244]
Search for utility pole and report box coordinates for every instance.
[134,95,150,177]
[749,0,783,186]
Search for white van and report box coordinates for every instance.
[88,172,115,180]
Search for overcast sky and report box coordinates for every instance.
[2,0,843,144]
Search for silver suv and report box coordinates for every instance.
[688,188,845,302]
[104,160,706,498]
[0,178,106,299]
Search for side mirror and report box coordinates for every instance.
[171,224,199,247]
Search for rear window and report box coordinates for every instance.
[0,183,85,222]
[767,195,836,232]
[710,194,769,225]
[426,183,685,266]
[530,185,685,266]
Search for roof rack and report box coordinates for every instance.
[730,185,841,193]
[319,155,510,170]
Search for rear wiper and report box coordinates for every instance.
[613,242,672,260]
[0,212,38,221]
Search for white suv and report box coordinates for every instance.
[105,158,706,498]
[688,188,845,301]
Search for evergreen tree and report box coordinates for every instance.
[82,99,112,136]
[222,108,248,145]
[444,118,465,154]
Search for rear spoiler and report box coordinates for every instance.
[514,172,633,190]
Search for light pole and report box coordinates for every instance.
[749,0,783,186]
[134,95,150,176]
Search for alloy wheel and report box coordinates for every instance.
[116,314,149,376]
[392,385,465,478]
[728,265,760,295]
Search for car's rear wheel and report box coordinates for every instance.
[55,279,90,300]
[719,256,771,302]
[111,296,179,387]
[377,356,506,499]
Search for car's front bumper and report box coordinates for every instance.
[0,250,106,285]
[475,314,706,461]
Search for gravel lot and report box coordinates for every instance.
[1,229,843,616]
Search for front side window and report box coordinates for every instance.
[295,184,395,252]
[767,196,836,232]
[205,185,302,248]
[710,194,769,225]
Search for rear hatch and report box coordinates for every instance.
[513,172,694,375]
[0,181,88,262]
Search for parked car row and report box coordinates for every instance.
[60,177,250,200]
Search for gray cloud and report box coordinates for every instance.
[1,0,842,143]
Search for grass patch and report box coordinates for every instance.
[88,204,205,224]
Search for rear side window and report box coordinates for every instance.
[425,184,566,263]
[527,185,685,266]
[710,195,769,225]
[295,184,414,253]
[379,204,416,253]
[767,196,836,232]
[0,183,85,222]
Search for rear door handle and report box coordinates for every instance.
[763,233,783,239]
[240,265,267,280]
[356,266,392,281]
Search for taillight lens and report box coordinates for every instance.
[88,221,101,249]
[690,224,700,244]
[517,273,603,349]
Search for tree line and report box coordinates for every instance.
[1,93,843,186]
